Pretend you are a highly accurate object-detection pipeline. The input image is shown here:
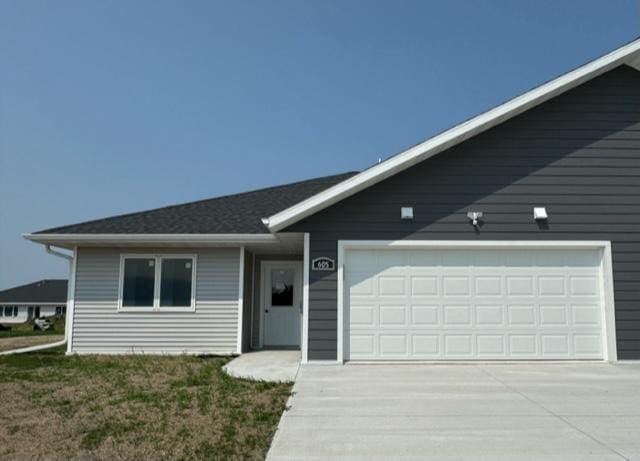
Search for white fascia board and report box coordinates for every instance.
[266,38,640,232]
[0,302,65,306]
[23,233,278,246]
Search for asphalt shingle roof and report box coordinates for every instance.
[0,279,68,304]
[35,172,358,234]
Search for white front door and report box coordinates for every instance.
[263,262,302,347]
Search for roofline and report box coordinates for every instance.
[0,302,65,306]
[24,233,279,247]
[265,37,640,232]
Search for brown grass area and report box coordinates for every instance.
[0,347,292,460]
[0,335,65,352]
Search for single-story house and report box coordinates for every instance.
[25,38,640,362]
[0,279,68,324]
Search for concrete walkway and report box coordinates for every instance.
[268,363,640,460]
[223,350,300,382]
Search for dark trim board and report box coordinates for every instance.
[286,66,640,361]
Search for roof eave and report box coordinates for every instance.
[266,38,640,232]
[23,233,279,248]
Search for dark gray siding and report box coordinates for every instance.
[286,65,640,361]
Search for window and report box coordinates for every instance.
[55,306,65,316]
[119,254,196,311]
[160,259,193,307]
[271,269,294,306]
[13,306,18,317]
[28,306,34,319]
[4,306,11,317]
[122,258,156,307]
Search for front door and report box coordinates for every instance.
[263,262,302,347]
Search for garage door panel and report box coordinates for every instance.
[411,305,439,326]
[506,276,535,296]
[475,276,502,296]
[443,276,470,296]
[411,335,440,356]
[477,335,505,355]
[541,335,570,355]
[379,305,407,326]
[443,305,472,326]
[508,305,536,326]
[410,276,438,295]
[570,276,599,295]
[538,277,566,296]
[476,305,505,326]
[378,276,406,296]
[346,247,606,360]
[540,305,569,326]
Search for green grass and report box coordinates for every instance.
[0,347,292,460]
[0,317,65,338]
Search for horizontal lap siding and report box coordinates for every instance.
[72,247,240,354]
[286,65,640,360]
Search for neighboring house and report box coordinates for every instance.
[0,279,68,324]
[24,38,640,361]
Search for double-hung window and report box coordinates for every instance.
[118,254,196,312]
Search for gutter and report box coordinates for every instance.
[0,245,75,355]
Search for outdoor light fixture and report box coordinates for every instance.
[467,211,483,226]
[401,207,414,220]
[533,207,548,220]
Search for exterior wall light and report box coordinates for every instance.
[533,207,548,220]
[401,207,414,220]
[467,211,483,226]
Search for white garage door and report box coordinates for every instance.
[346,247,606,360]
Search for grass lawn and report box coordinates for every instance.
[0,317,65,338]
[0,347,293,460]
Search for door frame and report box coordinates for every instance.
[337,240,617,364]
[259,260,303,348]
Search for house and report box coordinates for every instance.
[0,279,67,324]
[24,38,640,361]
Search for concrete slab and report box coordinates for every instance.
[268,363,640,460]
[223,350,300,382]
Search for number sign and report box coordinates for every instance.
[311,257,335,271]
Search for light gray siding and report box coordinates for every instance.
[72,247,240,354]
[286,65,640,360]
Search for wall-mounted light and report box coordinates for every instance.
[533,207,548,220]
[401,207,414,220]
[467,211,483,226]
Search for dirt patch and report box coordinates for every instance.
[0,335,65,352]
[0,348,292,460]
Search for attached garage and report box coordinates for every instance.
[340,242,617,362]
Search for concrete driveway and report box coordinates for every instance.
[268,363,640,460]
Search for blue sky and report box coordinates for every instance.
[0,0,638,288]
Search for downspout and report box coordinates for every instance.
[0,245,76,355]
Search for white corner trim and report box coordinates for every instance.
[337,241,345,364]
[66,246,78,355]
[302,233,310,364]
[237,246,245,354]
[337,240,617,363]
[266,38,640,232]
[601,243,617,361]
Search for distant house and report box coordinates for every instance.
[0,279,67,324]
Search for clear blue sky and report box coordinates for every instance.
[0,0,638,288]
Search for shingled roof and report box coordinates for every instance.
[0,279,68,304]
[34,172,358,235]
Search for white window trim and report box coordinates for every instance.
[117,253,197,313]
[336,240,617,364]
